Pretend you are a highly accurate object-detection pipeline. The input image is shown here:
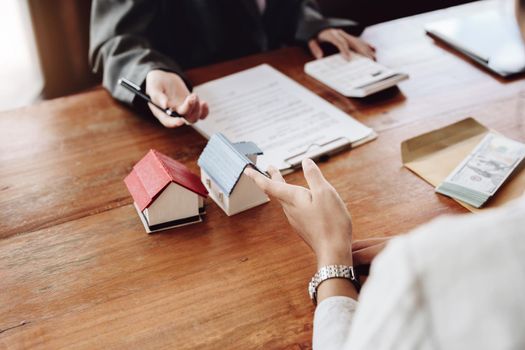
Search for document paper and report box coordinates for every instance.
[193,64,374,172]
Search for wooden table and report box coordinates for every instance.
[1,1,524,348]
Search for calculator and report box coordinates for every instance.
[305,53,409,98]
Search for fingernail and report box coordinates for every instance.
[303,158,314,168]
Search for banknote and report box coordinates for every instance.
[436,132,525,207]
[447,133,525,195]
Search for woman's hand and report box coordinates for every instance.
[145,70,209,128]
[308,28,376,60]
[352,237,392,285]
[352,237,391,267]
[244,159,353,268]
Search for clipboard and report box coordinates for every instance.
[283,132,378,173]
[401,118,525,212]
[192,64,377,173]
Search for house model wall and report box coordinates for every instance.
[198,133,269,216]
[143,182,204,226]
[124,150,208,233]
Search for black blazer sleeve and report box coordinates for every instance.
[295,0,362,43]
[89,0,188,105]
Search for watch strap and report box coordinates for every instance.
[308,265,360,305]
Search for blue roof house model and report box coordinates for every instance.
[198,133,269,216]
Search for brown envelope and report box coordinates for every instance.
[401,118,525,212]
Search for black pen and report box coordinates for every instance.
[118,77,184,119]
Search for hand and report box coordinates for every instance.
[352,237,391,267]
[352,237,392,285]
[145,70,209,128]
[244,159,353,268]
[308,28,376,60]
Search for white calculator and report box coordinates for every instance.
[305,53,409,98]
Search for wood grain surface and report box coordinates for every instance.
[1,1,524,348]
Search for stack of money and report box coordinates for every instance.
[436,133,525,208]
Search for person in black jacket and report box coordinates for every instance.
[90,0,375,127]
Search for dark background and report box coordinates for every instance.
[319,0,475,25]
[28,0,476,100]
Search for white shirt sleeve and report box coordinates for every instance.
[312,237,433,350]
[312,197,525,350]
[344,236,434,350]
[313,296,357,349]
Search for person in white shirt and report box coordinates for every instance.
[245,155,525,349]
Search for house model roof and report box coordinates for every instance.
[198,133,263,196]
[124,149,208,211]
[231,141,263,157]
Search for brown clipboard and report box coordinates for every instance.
[401,118,525,212]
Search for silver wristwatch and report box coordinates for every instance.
[308,265,360,305]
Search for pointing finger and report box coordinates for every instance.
[244,167,295,204]
[302,158,329,193]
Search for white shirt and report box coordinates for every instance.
[313,197,525,350]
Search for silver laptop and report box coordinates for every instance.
[425,11,525,77]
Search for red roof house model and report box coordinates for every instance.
[125,150,208,212]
